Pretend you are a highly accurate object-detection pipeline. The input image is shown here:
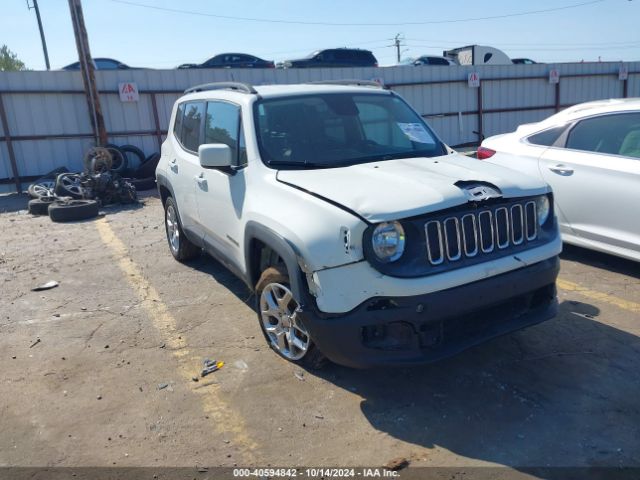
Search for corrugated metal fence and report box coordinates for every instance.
[0,61,638,191]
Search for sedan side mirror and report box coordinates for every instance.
[198,143,232,168]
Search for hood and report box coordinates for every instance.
[276,153,548,223]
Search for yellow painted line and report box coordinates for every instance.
[557,278,640,314]
[95,218,259,462]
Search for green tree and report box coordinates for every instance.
[0,45,27,71]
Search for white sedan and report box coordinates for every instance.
[478,98,640,262]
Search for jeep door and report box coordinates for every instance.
[195,100,247,269]
[538,112,640,253]
[169,101,206,237]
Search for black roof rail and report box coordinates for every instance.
[308,79,386,89]
[183,82,258,95]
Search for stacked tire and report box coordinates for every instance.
[48,200,100,222]
[111,144,158,191]
[28,197,100,222]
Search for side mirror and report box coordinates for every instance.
[198,143,232,168]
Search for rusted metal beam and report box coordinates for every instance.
[0,93,22,193]
[68,0,108,146]
[0,129,168,143]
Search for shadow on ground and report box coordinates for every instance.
[312,300,639,469]
[0,193,29,214]
[187,253,254,306]
[182,247,640,470]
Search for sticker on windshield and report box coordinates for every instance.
[397,123,435,144]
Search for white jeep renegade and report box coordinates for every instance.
[156,81,561,368]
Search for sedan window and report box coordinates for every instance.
[527,125,568,147]
[566,112,640,158]
[619,129,640,159]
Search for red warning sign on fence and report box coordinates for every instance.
[467,72,480,88]
[119,82,139,102]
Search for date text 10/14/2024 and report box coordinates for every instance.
[233,468,402,478]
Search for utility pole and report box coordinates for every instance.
[390,33,406,63]
[27,0,50,70]
[68,0,108,146]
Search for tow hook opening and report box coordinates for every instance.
[366,299,399,311]
[362,322,414,350]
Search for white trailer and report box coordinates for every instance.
[444,45,512,65]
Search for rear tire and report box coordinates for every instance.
[255,265,326,369]
[164,196,200,261]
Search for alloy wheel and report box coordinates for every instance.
[260,282,310,360]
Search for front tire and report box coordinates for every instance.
[255,266,326,369]
[164,197,200,262]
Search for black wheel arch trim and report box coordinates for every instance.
[244,221,311,306]
[156,172,174,202]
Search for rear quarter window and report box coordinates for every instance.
[173,103,185,138]
[526,125,568,147]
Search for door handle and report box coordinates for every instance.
[194,173,207,188]
[169,158,178,172]
[548,164,574,175]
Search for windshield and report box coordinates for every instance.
[254,93,446,169]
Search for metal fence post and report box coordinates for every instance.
[477,80,483,143]
[150,93,163,151]
[0,93,22,193]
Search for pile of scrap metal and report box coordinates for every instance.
[26,146,156,222]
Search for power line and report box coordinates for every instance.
[405,38,640,47]
[108,0,607,27]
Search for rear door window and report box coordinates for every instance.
[429,57,450,66]
[566,112,640,157]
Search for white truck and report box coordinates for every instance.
[444,45,512,66]
[156,81,561,368]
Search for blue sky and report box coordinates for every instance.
[3,0,640,69]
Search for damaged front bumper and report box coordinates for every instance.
[298,257,560,368]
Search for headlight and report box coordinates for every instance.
[372,221,405,262]
[536,195,550,226]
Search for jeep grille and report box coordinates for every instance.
[424,201,538,265]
